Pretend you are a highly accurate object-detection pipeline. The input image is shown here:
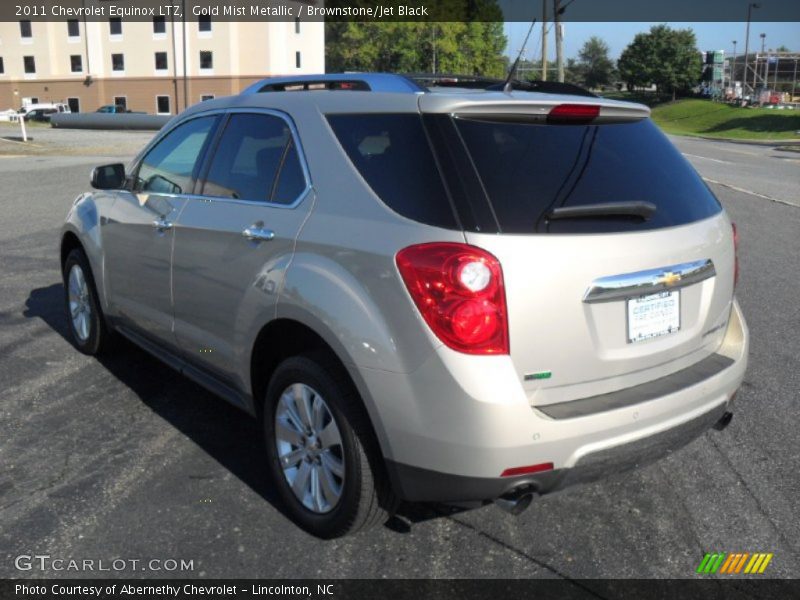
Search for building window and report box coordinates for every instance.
[295,18,301,34]
[23,56,36,74]
[200,51,213,70]
[0,57,4,74]
[200,94,215,102]
[155,52,168,71]
[68,98,81,113]
[70,55,83,73]
[199,15,212,32]
[153,16,166,34]
[109,18,122,36]
[156,96,171,115]
[112,53,125,71]
[20,20,32,38]
[67,19,80,38]
[296,51,302,69]
[114,97,127,111]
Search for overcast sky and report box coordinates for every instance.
[504,22,800,61]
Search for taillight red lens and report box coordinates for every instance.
[396,243,509,355]
[732,222,740,289]
[547,103,600,124]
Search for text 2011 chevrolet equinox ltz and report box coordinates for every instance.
[61,74,748,538]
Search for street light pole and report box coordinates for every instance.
[731,40,737,90]
[742,2,759,95]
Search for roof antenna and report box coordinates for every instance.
[503,18,537,93]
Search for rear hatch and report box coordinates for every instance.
[419,93,736,406]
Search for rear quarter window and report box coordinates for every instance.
[326,114,457,229]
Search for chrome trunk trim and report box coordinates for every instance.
[583,259,715,304]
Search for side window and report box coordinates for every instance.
[202,113,306,204]
[272,139,306,204]
[326,114,456,229]
[135,117,216,194]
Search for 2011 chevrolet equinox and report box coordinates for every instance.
[61,74,748,538]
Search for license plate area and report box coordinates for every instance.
[627,290,680,343]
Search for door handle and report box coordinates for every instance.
[153,218,173,232]
[242,227,276,242]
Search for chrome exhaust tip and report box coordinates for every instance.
[495,487,538,516]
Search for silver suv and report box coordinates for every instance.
[61,74,748,538]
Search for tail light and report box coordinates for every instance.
[396,243,509,355]
[547,103,600,124]
[732,222,740,289]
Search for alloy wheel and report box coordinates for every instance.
[274,383,345,513]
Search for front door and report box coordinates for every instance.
[172,111,313,387]
[103,115,219,346]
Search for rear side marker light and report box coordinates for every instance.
[501,463,554,478]
[547,103,600,124]
[396,242,509,355]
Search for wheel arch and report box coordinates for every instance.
[249,316,392,463]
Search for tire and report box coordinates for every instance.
[62,248,114,355]
[264,353,397,538]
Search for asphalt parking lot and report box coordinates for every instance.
[1,124,799,580]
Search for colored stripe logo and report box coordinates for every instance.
[696,552,773,574]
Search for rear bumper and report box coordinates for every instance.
[387,401,731,503]
[362,299,748,503]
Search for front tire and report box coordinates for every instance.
[63,248,113,355]
[264,353,395,538]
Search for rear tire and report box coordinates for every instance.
[263,353,396,538]
[63,248,114,355]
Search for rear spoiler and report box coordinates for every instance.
[419,96,650,125]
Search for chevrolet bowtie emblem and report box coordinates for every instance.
[658,271,682,286]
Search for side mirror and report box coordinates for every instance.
[91,163,126,190]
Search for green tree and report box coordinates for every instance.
[618,25,703,99]
[569,36,616,89]
[326,21,507,77]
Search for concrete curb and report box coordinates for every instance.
[688,135,800,147]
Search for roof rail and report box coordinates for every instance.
[240,73,424,95]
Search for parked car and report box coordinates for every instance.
[23,108,58,122]
[96,105,134,114]
[61,73,748,538]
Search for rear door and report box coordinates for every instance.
[422,107,736,406]
[171,110,313,386]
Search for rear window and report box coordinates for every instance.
[450,117,721,234]
[326,114,457,229]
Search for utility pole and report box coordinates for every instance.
[541,2,548,81]
[171,15,179,114]
[742,2,759,95]
[182,0,188,111]
[554,0,564,82]
[731,40,737,88]
[759,33,766,90]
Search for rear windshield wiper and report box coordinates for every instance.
[547,201,656,221]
